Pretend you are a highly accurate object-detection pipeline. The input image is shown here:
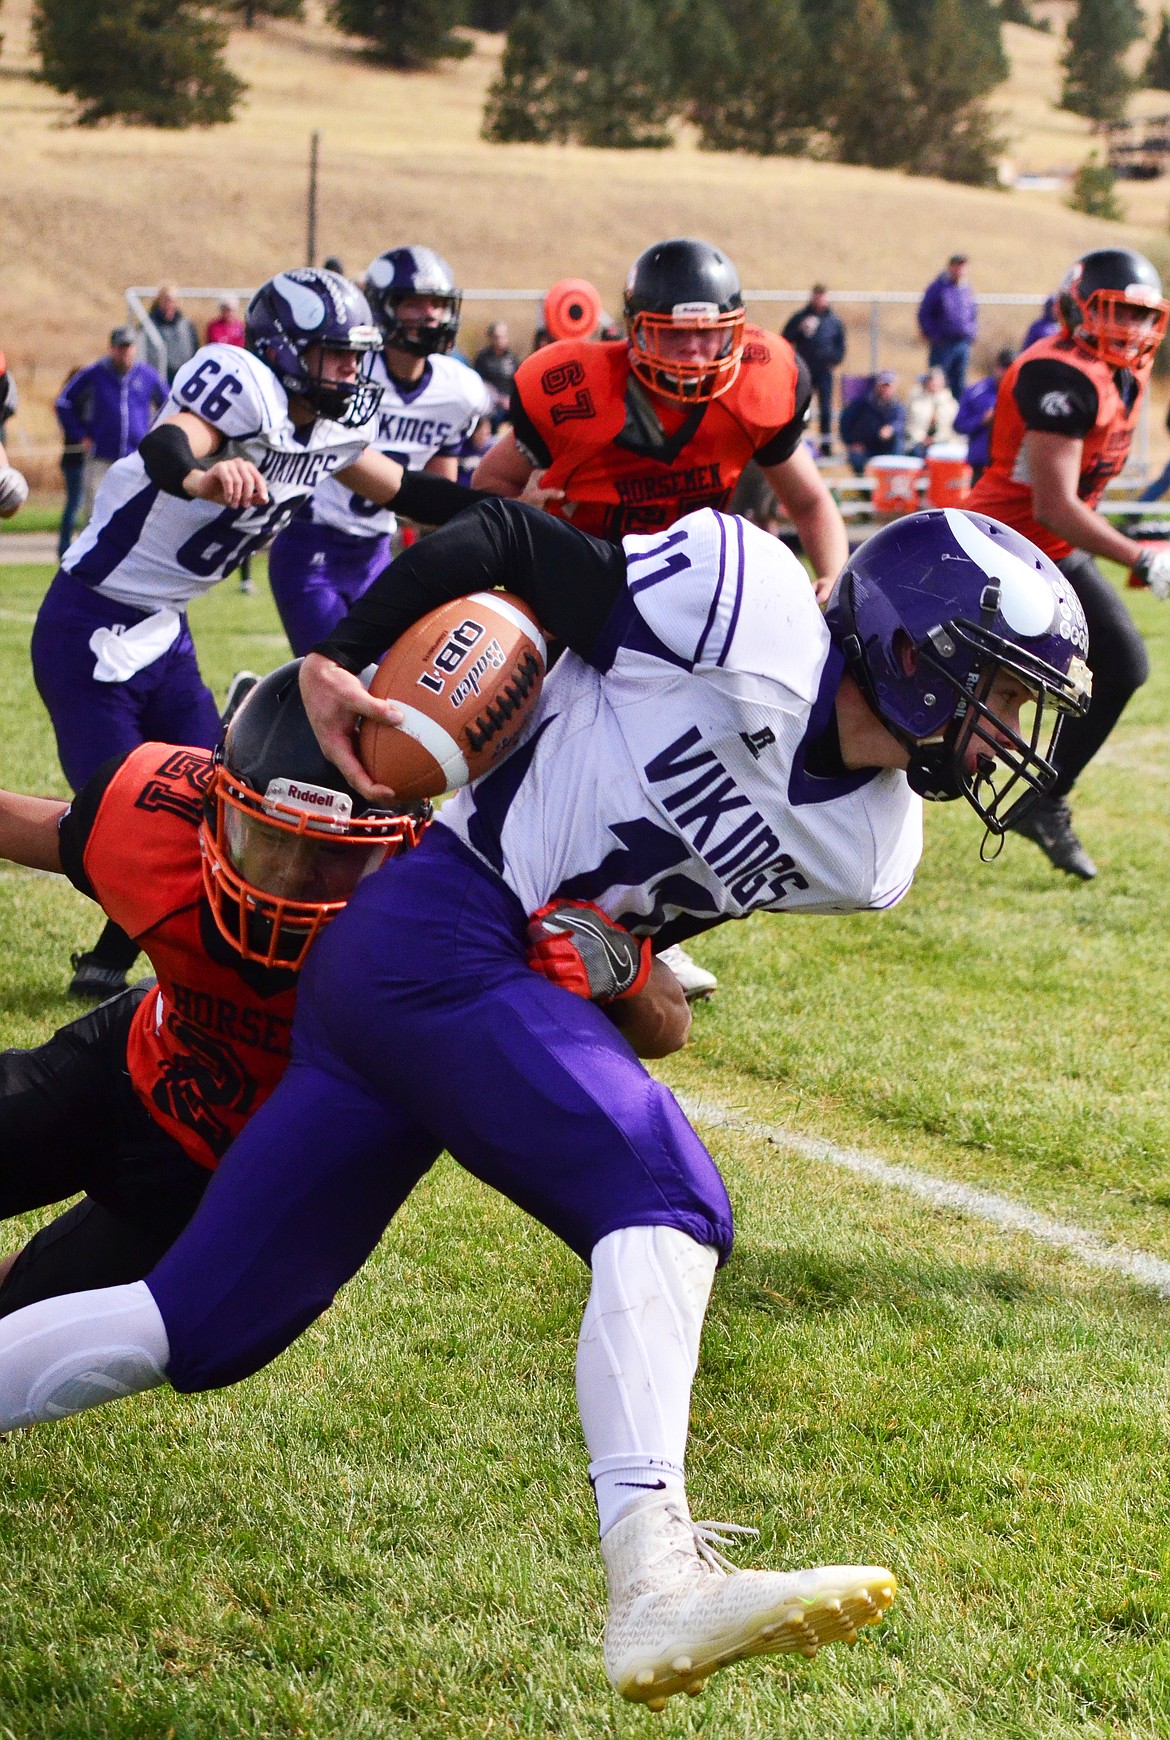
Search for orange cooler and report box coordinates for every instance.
[868,455,923,514]
[925,442,972,508]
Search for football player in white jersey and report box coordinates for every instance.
[0,504,1092,1711]
[31,267,484,1000]
[0,348,29,519]
[267,247,492,656]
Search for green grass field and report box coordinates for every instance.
[3,555,1170,1737]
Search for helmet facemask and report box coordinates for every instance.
[201,765,425,970]
[627,305,746,405]
[903,618,1092,833]
[298,337,383,428]
[381,290,462,358]
[1062,283,1169,370]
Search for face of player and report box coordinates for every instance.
[393,294,449,341]
[225,807,388,906]
[306,345,361,385]
[655,324,732,365]
[960,669,1033,776]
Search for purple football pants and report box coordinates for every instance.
[148,826,733,1393]
[267,519,392,657]
[31,571,221,790]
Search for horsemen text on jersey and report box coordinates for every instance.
[508,331,810,541]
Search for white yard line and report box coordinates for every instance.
[677,1093,1170,1299]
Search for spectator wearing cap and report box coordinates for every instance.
[917,254,978,401]
[55,327,168,523]
[147,283,198,383]
[782,285,847,456]
[473,322,520,430]
[954,348,1014,484]
[206,298,245,347]
[838,371,906,476]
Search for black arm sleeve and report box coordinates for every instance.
[1012,358,1098,438]
[753,355,814,467]
[507,380,553,469]
[314,498,627,673]
[390,469,481,526]
[57,753,131,900]
[140,421,206,497]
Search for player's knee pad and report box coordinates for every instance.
[0,1280,169,1432]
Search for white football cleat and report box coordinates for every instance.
[601,1499,895,1710]
[657,943,718,1001]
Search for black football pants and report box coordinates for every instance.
[1052,550,1149,799]
[0,986,211,1318]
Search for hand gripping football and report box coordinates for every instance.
[359,591,547,800]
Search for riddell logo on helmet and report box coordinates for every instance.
[264,778,353,822]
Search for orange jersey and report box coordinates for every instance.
[509,330,809,540]
[68,744,297,1170]
[968,333,1151,562]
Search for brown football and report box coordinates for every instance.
[359,591,547,801]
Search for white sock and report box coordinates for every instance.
[576,1225,717,1537]
[0,1281,169,1432]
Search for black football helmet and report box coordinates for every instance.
[244,269,382,428]
[1057,248,1169,370]
[623,238,746,404]
[364,246,463,357]
[201,661,427,970]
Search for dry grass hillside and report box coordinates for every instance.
[2,0,1169,459]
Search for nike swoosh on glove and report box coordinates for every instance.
[0,465,29,518]
[1132,545,1170,600]
[527,899,652,1003]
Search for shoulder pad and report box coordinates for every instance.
[513,340,627,445]
[722,327,799,430]
[169,345,284,441]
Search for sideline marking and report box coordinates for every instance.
[677,1094,1170,1299]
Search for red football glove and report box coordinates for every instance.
[526,899,652,1003]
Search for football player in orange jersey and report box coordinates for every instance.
[0,661,426,1318]
[474,238,849,995]
[968,247,1170,879]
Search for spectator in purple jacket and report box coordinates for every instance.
[55,327,169,525]
[953,348,1014,484]
[917,254,978,401]
[1022,295,1059,352]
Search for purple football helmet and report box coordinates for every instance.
[824,509,1092,833]
[364,246,462,357]
[245,269,382,428]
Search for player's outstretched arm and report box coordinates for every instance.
[0,792,66,873]
[1025,430,1149,569]
[761,445,849,603]
[469,430,537,499]
[526,900,691,1058]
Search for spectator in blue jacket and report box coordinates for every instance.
[917,254,978,401]
[55,327,168,525]
[1022,295,1059,351]
[953,348,1014,484]
[838,371,906,476]
[782,285,847,455]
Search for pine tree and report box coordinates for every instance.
[33,0,244,126]
[467,0,527,26]
[327,0,471,69]
[682,0,817,155]
[1060,0,1144,123]
[906,0,1006,184]
[823,0,916,168]
[482,4,570,140]
[483,0,674,148]
[1145,9,1170,90]
[213,0,304,24]
[1067,150,1124,216]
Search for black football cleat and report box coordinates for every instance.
[68,951,130,1002]
[1009,795,1097,880]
